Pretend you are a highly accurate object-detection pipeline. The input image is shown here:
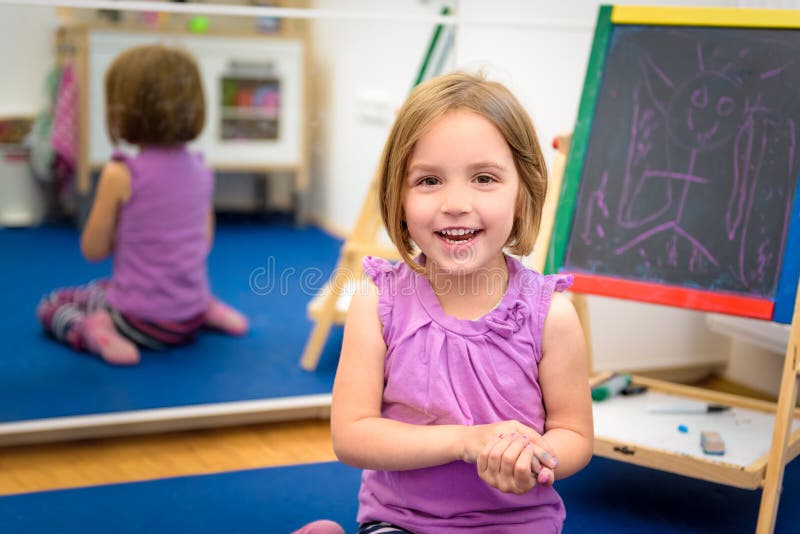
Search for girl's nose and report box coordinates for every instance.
[441,186,472,214]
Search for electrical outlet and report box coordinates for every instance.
[356,89,394,124]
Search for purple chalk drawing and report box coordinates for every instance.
[606,42,796,288]
[580,171,610,245]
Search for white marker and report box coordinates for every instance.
[646,401,731,414]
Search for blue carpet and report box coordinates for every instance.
[0,219,343,422]
[1,456,797,533]
[0,462,362,534]
[559,456,799,533]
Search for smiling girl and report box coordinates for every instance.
[331,71,593,533]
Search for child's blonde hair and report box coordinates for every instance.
[105,44,205,145]
[377,71,548,270]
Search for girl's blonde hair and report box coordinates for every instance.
[105,44,205,145]
[377,71,548,270]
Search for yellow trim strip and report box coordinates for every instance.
[611,6,800,29]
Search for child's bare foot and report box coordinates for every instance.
[82,311,140,366]
[291,520,345,534]
[205,298,249,336]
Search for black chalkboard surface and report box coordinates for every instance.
[558,23,800,314]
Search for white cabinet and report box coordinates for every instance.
[58,26,307,209]
[87,31,305,170]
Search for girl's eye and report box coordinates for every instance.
[418,176,440,186]
[475,174,496,184]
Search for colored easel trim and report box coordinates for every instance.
[414,5,451,87]
[568,273,775,320]
[611,6,800,29]
[545,5,612,275]
[773,171,800,324]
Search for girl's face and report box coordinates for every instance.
[402,109,520,277]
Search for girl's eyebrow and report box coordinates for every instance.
[407,161,507,174]
[406,162,441,174]
[468,161,507,172]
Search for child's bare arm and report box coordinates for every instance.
[538,292,595,480]
[331,281,462,469]
[331,281,557,474]
[80,161,131,262]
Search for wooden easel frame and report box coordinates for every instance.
[300,177,399,370]
[587,298,800,533]
[549,131,800,532]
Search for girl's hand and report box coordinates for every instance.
[477,433,535,494]
[462,421,558,494]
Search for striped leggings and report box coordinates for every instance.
[357,522,414,534]
[37,280,205,351]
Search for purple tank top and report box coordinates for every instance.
[357,255,572,533]
[106,146,212,321]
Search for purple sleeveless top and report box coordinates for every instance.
[106,146,212,321]
[358,255,573,533]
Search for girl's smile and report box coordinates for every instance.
[436,227,482,245]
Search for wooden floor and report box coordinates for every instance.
[0,418,335,496]
[0,375,775,497]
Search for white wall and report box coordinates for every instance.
[308,0,440,234]
[0,5,58,116]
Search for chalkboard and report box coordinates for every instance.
[548,6,800,323]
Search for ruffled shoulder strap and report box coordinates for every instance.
[552,273,573,293]
[110,148,130,164]
[510,268,575,361]
[537,273,574,319]
[362,256,398,334]
[109,149,136,185]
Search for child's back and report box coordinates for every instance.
[109,147,212,322]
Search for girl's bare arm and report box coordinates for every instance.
[538,292,595,480]
[80,161,131,262]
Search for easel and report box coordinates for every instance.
[299,178,400,370]
[528,135,595,373]
[300,6,452,371]
[551,131,800,533]
[586,281,800,534]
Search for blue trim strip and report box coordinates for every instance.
[773,171,800,324]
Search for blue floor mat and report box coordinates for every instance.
[558,456,799,533]
[0,220,343,423]
[1,456,797,533]
[0,462,362,534]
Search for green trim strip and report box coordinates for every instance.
[414,5,452,87]
[545,5,613,274]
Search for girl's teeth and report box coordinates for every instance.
[440,229,476,236]
[439,229,478,243]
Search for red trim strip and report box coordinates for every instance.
[570,273,774,319]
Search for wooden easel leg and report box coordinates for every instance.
[300,255,355,371]
[756,290,800,533]
[570,292,594,375]
[756,352,798,533]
